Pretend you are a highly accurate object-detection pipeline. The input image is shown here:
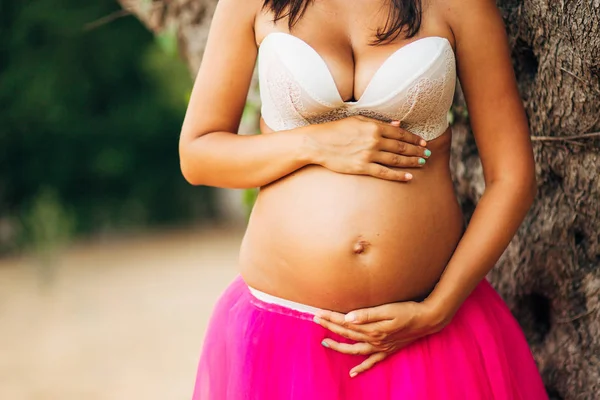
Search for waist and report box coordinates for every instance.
[248,284,324,316]
[248,282,431,316]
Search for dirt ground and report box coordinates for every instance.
[0,224,244,400]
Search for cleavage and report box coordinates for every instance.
[321,46,360,102]
[316,43,379,103]
[300,37,424,103]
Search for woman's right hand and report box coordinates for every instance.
[307,115,431,182]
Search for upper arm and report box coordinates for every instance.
[445,0,535,185]
[180,0,261,141]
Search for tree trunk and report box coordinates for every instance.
[451,3,600,399]
[118,1,600,398]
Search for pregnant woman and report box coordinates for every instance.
[181,0,549,398]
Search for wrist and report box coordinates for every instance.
[296,124,326,166]
[420,295,459,331]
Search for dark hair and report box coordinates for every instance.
[261,0,422,45]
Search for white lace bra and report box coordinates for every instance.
[257,32,456,141]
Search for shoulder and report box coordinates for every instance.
[215,0,263,12]
[440,0,505,39]
[211,0,263,28]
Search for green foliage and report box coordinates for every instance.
[21,187,75,253]
[447,109,455,126]
[242,188,259,220]
[240,99,262,217]
[20,187,75,280]
[0,1,216,254]
[448,104,469,126]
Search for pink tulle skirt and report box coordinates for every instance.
[192,275,549,399]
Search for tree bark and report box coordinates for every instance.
[450,3,600,398]
[118,1,600,398]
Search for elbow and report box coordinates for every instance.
[489,167,538,207]
[514,168,538,208]
[179,158,202,186]
[514,168,538,209]
[178,136,206,186]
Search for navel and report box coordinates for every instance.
[352,236,371,255]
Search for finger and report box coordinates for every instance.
[399,127,428,148]
[321,339,375,356]
[359,116,428,148]
[314,309,348,326]
[315,310,393,337]
[313,316,372,342]
[339,320,396,337]
[349,352,388,378]
[365,163,413,182]
[379,138,430,159]
[344,304,396,324]
[372,151,426,169]
[379,122,427,147]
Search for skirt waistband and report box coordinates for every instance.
[248,285,323,316]
[246,282,431,320]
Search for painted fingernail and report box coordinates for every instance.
[350,371,358,378]
[321,340,330,348]
[418,157,426,165]
[405,173,413,180]
[424,149,432,157]
[420,139,427,147]
[313,316,321,324]
[344,313,356,322]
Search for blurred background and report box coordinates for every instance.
[0,2,248,398]
[3,1,599,399]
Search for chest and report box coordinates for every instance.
[254,1,457,141]
[255,1,428,102]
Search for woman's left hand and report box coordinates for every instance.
[313,300,453,378]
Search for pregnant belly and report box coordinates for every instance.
[240,144,465,313]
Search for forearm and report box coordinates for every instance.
[424,177,537,321]
[179,125,320,189]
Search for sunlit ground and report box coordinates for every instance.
[0,224,244,400]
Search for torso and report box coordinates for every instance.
[239,0,465,312]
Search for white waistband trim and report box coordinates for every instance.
[248,286,323,316]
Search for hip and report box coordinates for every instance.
[193,275,549,400]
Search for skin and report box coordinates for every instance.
[180,0,536,379]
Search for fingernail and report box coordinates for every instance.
[418,157,426,165]
[420,139,427,147]
[313,316,321,324]
[405,173,413,180]
[321,340,330,348]
[424,149,432,157]
[344,312,356,322]
[350,371,358,378]
[391,120,400,126]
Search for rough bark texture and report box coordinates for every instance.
[451,2,600,399]
[118,1,600,398]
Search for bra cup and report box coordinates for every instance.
[355,38,447,106]
[259,33,342,107]
[257,32,457,140]
[258,49,334,131]
[386,45,457,138]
